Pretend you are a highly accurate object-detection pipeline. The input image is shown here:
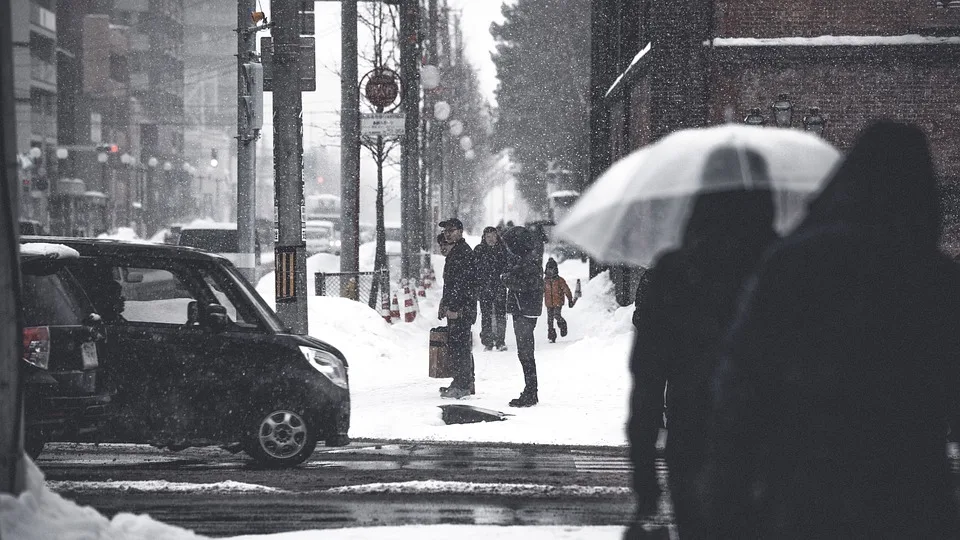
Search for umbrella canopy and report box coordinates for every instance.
[555,124,841,267]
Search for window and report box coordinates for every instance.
[198,268,259,329]
[109,54,128,83]
[116,267,197,325]
[21,272,86,326]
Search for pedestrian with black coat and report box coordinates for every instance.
[437,218,478,399]
[626,147,778,540]
[475,226,510,351]
[704,121,960,539]
[500,226,545,407]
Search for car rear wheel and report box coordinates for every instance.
[244,406,318,468]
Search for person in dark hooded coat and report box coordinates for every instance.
[626,146,778,540]
[474,226,510,351]
[500,226,545,407]
[704,121,960,539]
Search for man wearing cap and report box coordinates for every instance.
[438,218,478,398]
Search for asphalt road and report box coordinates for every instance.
[37,440,652,537]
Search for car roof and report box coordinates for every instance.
[20,236,231,263]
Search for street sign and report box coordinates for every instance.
[361,113,406,137]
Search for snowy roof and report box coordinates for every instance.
[19,242,80,260]
[549,190,580,199]
[705,34,960,47]
[181,218,237,230]
[606,42,652,98]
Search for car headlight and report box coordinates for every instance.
[299,346,348,389]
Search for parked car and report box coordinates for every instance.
[305,219,340,255]
[177,223,261,268]
[19,242,111,457]
[19,219,46,236]
[22,237,351,467]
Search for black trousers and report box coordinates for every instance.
[447,316,475,389]
[546,306,566,332]
[479,296,507,347]
[511,314,538,394]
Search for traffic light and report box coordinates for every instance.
[242,62,264,131]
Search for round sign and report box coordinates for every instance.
[365,70,399,109]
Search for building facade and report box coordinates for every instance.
[591,0,960,305]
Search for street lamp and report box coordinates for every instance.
[162,161,172,171]
[744,107,766,126]
[771,93,793,127]
[28,147,42,160]
[449,119,464,137]
[802,107,826,137]
[459,136,473,152]
[421,64,440,90]
[55,147,68,160]
[464,149,476,161]
[434,101,451,121]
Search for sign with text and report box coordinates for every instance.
[361,113,406,137]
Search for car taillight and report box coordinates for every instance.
[22,326,50,370]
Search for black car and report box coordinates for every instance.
[20,243,111,457]
[22,237,351,467]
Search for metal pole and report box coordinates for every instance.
[273,0,308,333]
[340,0,360,279]
[0,0,25,495]
[237,0,258,283]
[399,0,421,281]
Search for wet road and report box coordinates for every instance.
[37,440,649,536]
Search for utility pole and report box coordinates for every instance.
[340,0,360,282]
[237,1,263,283]
[273,0,308,333]
[424,0,440,255]
[399,0,420,281]
[0,0,25,495]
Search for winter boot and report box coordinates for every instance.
[509,391,538,408]
[547,327,557,343]
[441,386,471,399]
[558,319,568,338]
[496,344,508,352]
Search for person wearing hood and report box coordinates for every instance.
[437,218,478,399]
[500,226,545,407]
[543,257,574,343]
[475,226,510,351]
[704,121,960,538]
[626,146,778,540]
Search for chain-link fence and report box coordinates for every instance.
[314,270,389,308]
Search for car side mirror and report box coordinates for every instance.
[204,303,228,332]
[83,312,106,341]
[124,271,144,283]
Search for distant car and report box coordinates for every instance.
[22,237,351,467]
[19,219,46,236]
[305,219,341,255]
[19,242,111,458]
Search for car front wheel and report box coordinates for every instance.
[244,406,318,468]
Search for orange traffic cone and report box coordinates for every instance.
[390,293,401,322]
[402,280,417,322]
[380,291,393,324]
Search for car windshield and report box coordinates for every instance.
[178,229,239,253]
[21,270,88,326]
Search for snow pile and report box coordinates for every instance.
[97,227,141,241]
[148,228,170,243]
[320,480,631,498]
[180,218,236,230]
[0,457,205,540]
[47,479,285,494]
[19,242,79,260]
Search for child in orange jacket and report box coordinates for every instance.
[543,258,574,343]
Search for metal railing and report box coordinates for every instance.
[315,269,389,308]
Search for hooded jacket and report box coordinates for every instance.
[705,122,960,539]
[474,236,510,302]
[440,238,478,322]
[500,226,544,317]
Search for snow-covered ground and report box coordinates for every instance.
[254,244,636,446]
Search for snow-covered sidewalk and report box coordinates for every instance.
[254,249,636,446]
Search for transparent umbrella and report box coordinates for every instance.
[555,124,841,267]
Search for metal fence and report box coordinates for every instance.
[315,270,389,308]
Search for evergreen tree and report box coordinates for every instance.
[491,0,590,214]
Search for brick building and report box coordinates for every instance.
[591,0,960,305]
